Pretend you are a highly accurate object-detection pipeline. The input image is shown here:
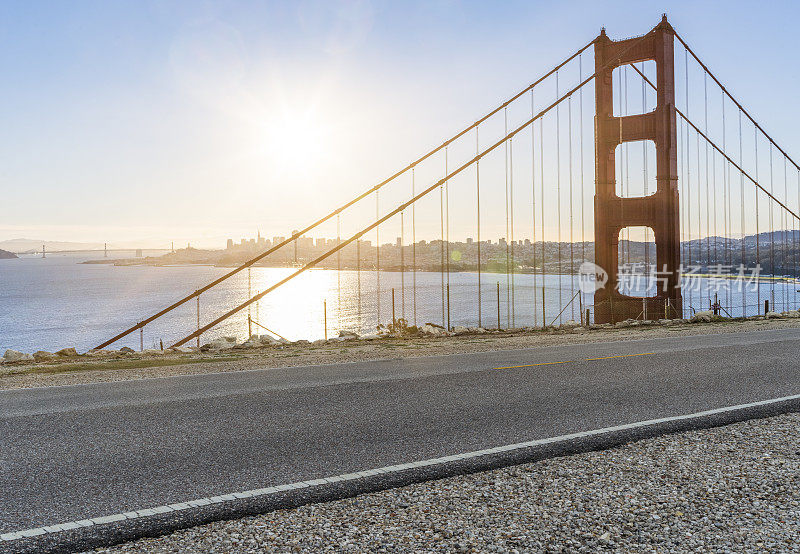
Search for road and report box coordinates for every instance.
[1,328,799,551]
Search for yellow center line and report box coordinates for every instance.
[492,352,654,370]
[584,352,654,361]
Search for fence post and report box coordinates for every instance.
[196,294,201,348]
[765,299,769,314]
[392,288,396,330]
[324,300,328,341]
[496,282,501,331]
[139,326,143,352]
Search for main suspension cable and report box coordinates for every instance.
[171,31,661,347]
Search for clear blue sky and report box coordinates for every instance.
[1,0,798,247]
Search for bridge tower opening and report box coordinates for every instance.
[594,15,682,323]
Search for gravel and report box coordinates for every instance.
[95,412,800,553]
[5,317,800,390]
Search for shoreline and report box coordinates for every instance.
[3,314,800,391]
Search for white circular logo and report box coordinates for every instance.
[578,262,608,293]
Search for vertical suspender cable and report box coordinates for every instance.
[770,144,774,308]
[704,73,710,282]
[540,118,546,327]
[337,214,341,327]
[504,106,511,328]
[795,166,799,309]
[624,66,630,266]
[531,90,538,325]
[412,167,417,327]
[376,191,381,326]
[510,135,516,328]
[356,237,361,329]
[694,118,703,278]
[685,49,692,313]
[781,156,797,311]
[476,128,482,328]
[755,129,761,311]
[580,56,586,281]
[440,167,445,328]
[739,110,745,315]
[400,209,405,320]
[568,95,575,321]
[556,71,563,320]
[722,92,730,311]
[446,147,451,329]
[642,62,650,277]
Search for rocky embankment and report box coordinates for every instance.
[2,308,798,368]
[0,248,18,259]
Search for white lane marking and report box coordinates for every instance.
[2,392,798,542]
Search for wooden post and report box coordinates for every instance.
[324,300,328,340]
[196,294,201,348]
[392,288,396,330]
[496,282,501,331]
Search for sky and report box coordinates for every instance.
[1,0,798,248]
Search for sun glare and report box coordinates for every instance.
[259,111,328,178]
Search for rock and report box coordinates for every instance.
[690,310,714,323]
[293,340,311,346]
[338,330,359,340]
[141,349,165,356]
[169,346,194,353]
[3,349,33,363]
[203,336,238,351]
[467,327,488,334]
[33,351,56,362]
[785,310,800,318]
[452,326,470,335]
[55,347,79,357]
[119,346,135,354]
[86,349,113,357]
[615,319,639,328]
[561,320,580,329]
[765,311,782,319]
[419,323,448,337]
[359,334,380,340]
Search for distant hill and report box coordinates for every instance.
[0,249,18,259]
[0,238,103,253]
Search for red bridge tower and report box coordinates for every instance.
[594,16,682,323]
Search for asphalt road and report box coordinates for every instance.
[1,328,799,548]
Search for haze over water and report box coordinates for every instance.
[2,254,798,354]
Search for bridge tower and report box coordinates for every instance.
[593,15,682,323]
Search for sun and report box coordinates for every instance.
[258,110,328,178]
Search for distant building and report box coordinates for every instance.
[227,239,234,250]
[466,238,473,244]
[396,237,402,247]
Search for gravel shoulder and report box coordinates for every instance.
[2,317,800,390]
[94,412,800,553]
[4,317,800,391]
